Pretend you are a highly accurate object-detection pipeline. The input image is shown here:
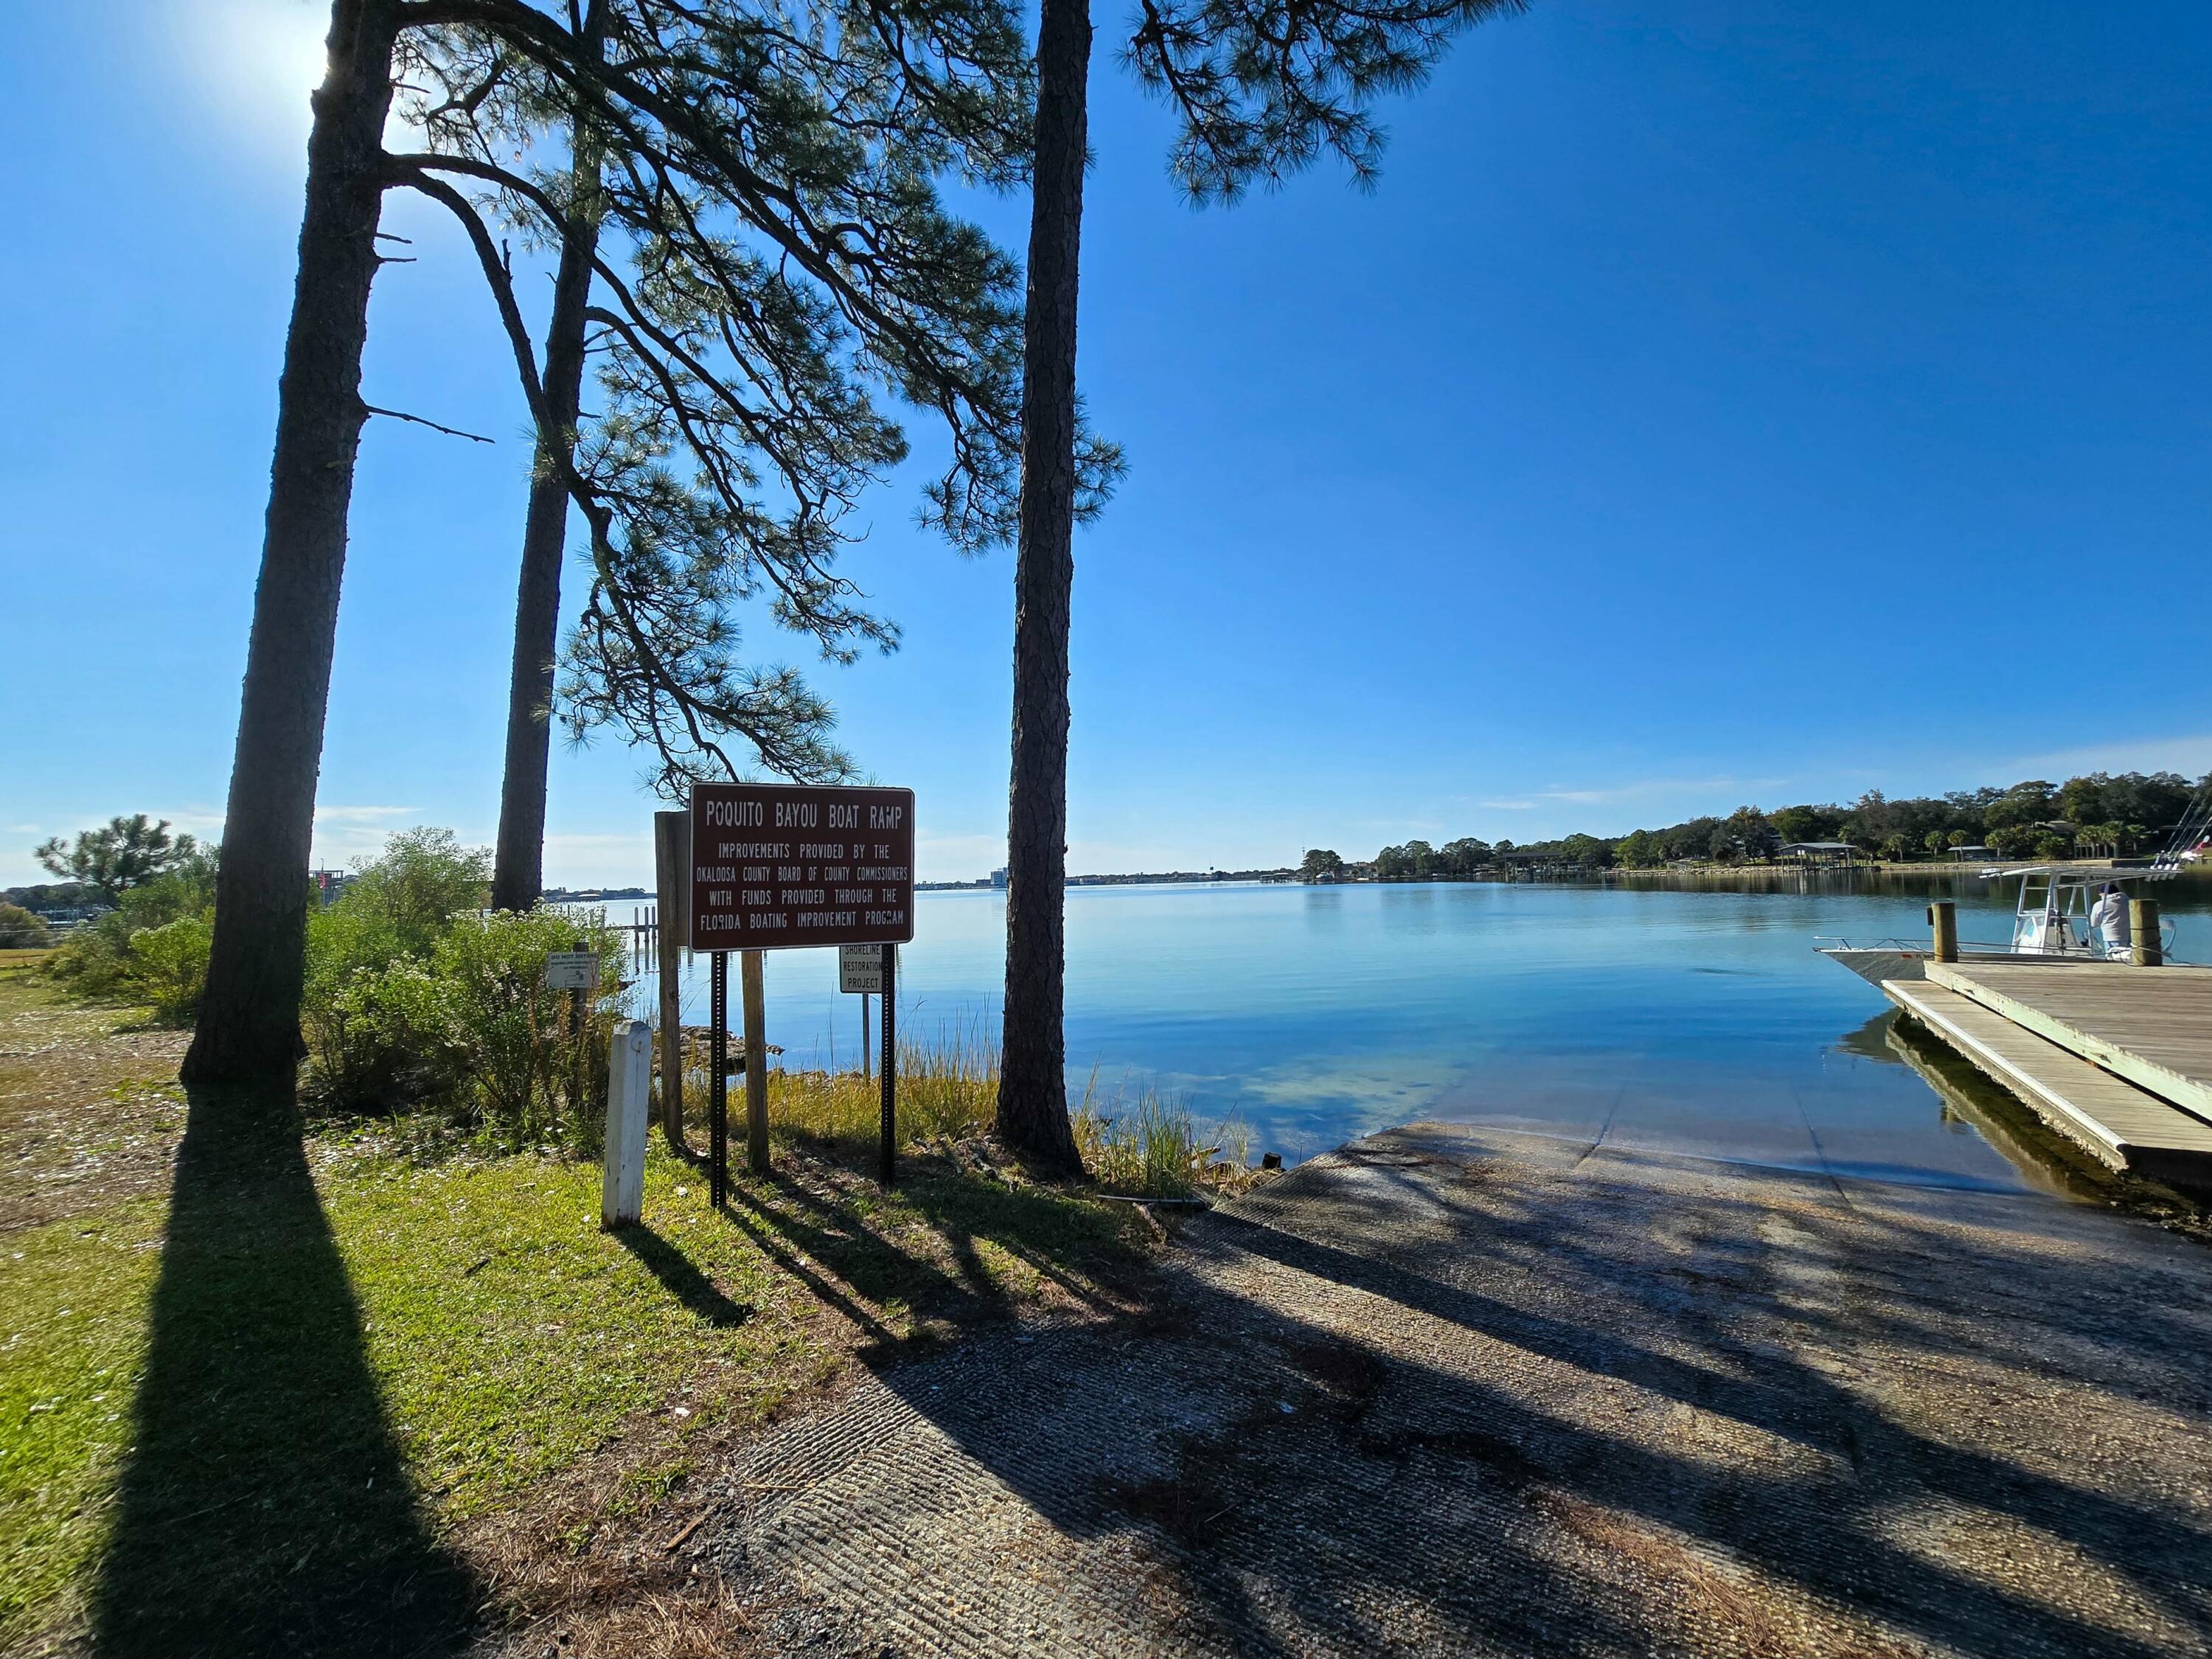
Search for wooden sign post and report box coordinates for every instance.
[689,783,916,1197]
[652,809,690,1151]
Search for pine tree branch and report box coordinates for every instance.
[362,403,495,442]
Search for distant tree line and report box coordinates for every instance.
[1320,771,2211,880]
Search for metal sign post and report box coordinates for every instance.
[878,945,897,1188]
[840,945,883,1085]
[689,783,917,1186]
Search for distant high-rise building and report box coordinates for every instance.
[990,867,1009,888]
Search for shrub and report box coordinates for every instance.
[300,829,498,1116]
[337,828,491,959]
[126,914,213,1026]
[305,902,408,1016]
[302,900,623,1138]
[305,958,461,1114]
[429,912,624,1150]
[0,903,49,950]
[44,851,218,997]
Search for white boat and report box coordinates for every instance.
[1817,791,2206,985]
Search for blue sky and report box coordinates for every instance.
[4,0,2208,887]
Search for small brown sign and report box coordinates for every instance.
[689,783,915,952]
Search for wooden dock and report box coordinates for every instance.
[1883,960,2212,1186]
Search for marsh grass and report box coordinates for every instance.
[712,1027,1253,1200]
[759,1020,1001,1151]
[1073,1068,1255,1200]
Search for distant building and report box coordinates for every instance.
[310,869,353,905]
[990,867,1009,888]
[1778,841,1861,866]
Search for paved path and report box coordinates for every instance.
[698,1126,2212,1658]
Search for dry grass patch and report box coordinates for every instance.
[0,965,186,1233]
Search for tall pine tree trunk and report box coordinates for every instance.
[182,0,400,1094]
[995,0,1091,1175]
[490,8,606,913]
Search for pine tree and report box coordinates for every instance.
[183,0,404,1093]
[398,0,1067,901]
[187,0,1057,1091]
[35,815,201,904]
[997,0,1527,1170]
[488,2,611,913]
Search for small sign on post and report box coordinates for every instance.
[549,942,598,1121]
[841,945,882,1082]
[544,951,601,991]
[839,944,884,995]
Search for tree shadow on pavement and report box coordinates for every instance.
[91,1090,476,1658]
[728,1127,2212,1659]
[722,1157,1145,1363]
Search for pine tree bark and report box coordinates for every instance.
[490,6,607,914]
[995,0,1091,1175]
[182,0,401,1095]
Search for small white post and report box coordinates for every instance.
[602,1018,652,1228]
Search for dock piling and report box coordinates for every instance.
[1927,901,1958,964]
[2131,899,2161,967]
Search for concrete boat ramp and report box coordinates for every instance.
[680,1124,2212,1659]
[1885,963,2212,1186]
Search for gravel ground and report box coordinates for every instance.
[681,1124,2212,1658]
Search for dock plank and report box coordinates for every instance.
[1882,978,2212,1183]
[1925,961,2212,1123]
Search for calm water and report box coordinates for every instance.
[667,872,2212,1192]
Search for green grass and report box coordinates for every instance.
[0,973,1158,1655]
[0,1197,164,1640]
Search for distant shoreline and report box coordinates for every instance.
[538,858,2205,906]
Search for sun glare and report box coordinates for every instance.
[181,0,331,153]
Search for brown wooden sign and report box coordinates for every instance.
[688,783,915,952]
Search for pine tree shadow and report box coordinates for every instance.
[91,1090,476,1658]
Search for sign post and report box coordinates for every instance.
[741,949,769,1174]
[690,783,916,1195]
[652,809,690,1151]
[708,950,728,1208]
[544,942,599,1124]
[878,945,897,1188]
[840,945,883,1083]
[600,1020,651,1228]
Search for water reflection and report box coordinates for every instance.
[1833,1009,1906,1064]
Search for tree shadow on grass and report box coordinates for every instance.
[91,1090,476,1658]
